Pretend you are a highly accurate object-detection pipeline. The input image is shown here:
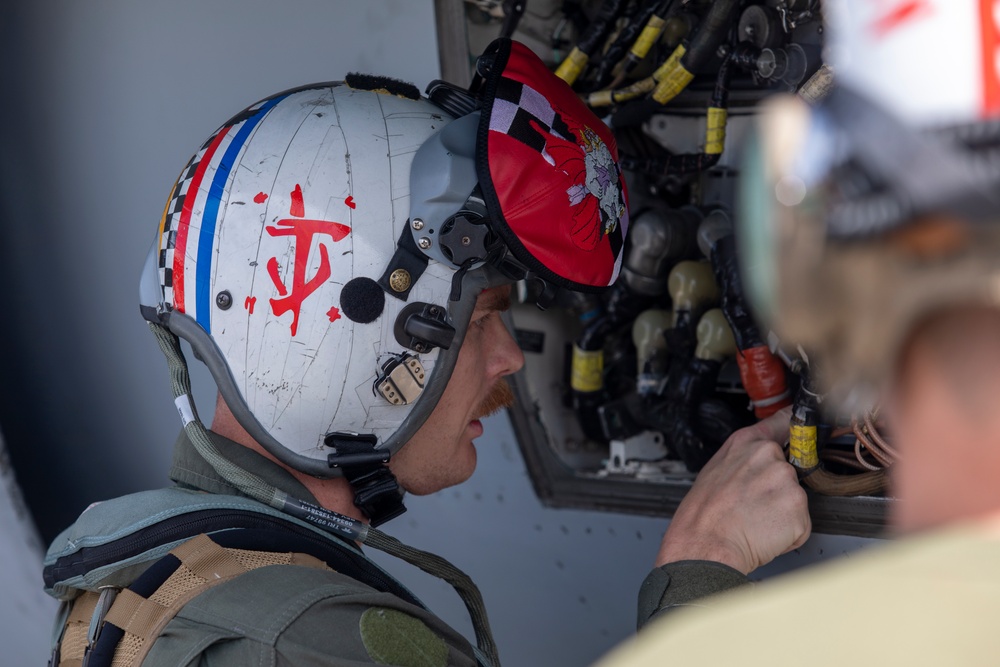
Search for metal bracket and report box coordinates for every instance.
[374,353,427,405]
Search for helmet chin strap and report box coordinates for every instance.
[148,321,501,667]
[324,432,407,527]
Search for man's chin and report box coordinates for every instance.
[398,448,477,496]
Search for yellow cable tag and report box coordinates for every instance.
[630,17,667,59]
[609,77,658,104]
[652,44,686,81]
[588,90,614,108]
[555,47,589,85]
[652,66,694,104]
[705,107,728,155]
[571,346,604,393]
[789,424,819,469]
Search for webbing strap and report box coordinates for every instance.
[171,533,247,580]
[67,592,100,624]
[290,552,329,569]
[104,589,168,640]
[79,533,330,667]
[54,591,100,666]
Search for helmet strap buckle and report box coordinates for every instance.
[326,433,407,527]
[379,226,430,301]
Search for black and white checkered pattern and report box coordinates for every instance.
[157,148,206,305]
[489,79,575,164]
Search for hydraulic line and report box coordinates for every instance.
[620,53,733,175]
[586,42,685,107]
[708,232,791,418]
[555,0,629,85]
[646,309,739,472]
[570,283,651,441]
[650,0,741,105]
[587,0,740,107]
[788,370,887,496]
[616,0,676,80]
[788,379,820,472]
[591,0,674,91]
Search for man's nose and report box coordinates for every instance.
[494,319,525,377]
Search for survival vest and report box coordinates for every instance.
[44,487,427,667]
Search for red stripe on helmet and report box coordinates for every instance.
[981,0,1000,116]
[172,126,232,314]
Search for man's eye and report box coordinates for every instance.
[472,313,493,330]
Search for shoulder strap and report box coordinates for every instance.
[57,532,331,667]
[50,512,427,667]
[45,507,424,607]
[109,533,330,666]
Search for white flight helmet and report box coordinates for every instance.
[739,0,1000,408]
[140,39,629,523]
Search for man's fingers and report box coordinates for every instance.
[726,406,792,451]
[780,517,812,556]
[754,406,793,444]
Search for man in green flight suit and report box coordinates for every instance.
[43,37,811,667]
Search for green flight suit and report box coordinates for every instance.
[45,431,479,667]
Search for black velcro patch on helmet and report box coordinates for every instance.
[345,73,420,100]
[340,277,385,324]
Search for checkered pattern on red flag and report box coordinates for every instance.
[476,38,629,291]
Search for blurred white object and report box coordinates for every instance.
[825,0,1000,124]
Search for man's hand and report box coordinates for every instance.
[655,406,811,575]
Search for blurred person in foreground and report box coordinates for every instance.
[600,0,1000,664]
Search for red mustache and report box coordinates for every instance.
[473,379,515,420]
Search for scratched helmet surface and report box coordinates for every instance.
[139,42,628,479]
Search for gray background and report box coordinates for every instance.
[0,2,873,665]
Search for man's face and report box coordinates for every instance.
[887,307,1000,533]
[389,286,525,495]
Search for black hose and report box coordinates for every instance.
[591,1,670,89]
[621,149,721,176]
[620,53,733,175]
[561,0,592,37]
[578,0,630,56]
[571,282,652,441]
[710,234,762,351]
[610,97,662,129]
[681,0,741,73]
[499,0,526,39]
[652,358,719,471]
[711,50,733,108]
[578,316,615,352]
